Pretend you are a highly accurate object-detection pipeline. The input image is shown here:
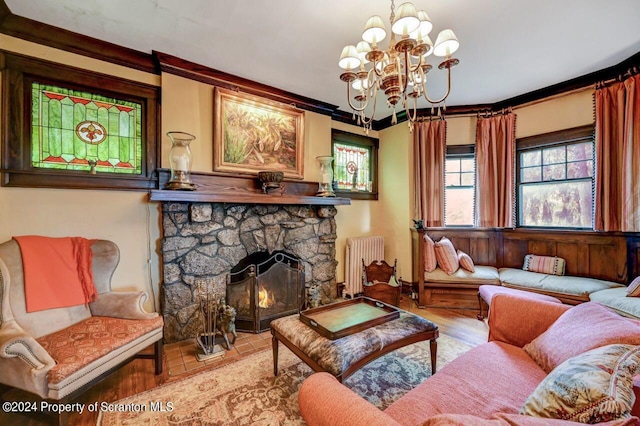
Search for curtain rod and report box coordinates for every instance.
[508,66,638,111]
[431,85,594,120]
[419,66,638,120]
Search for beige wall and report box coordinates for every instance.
[447,115,477,146]
[515,89,594,137]
[376,123,412,280]
[0,33,598,297]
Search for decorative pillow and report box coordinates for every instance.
[457,250,475,273]
[434,237,459,275]
[521,344,640,423]
[626,276,640,297]
[523,254,566,276]
[523,302,640,373]
[423,234,437,272]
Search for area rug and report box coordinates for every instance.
[98,334,472,425]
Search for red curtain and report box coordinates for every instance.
[475,113,516,228]
[413,120,446,227]
[594,74,640,232]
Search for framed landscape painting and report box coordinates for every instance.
[214,87,305,179]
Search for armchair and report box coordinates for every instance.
[0,238,163,425]
[362,259,401,306]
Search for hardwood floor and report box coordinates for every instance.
[0,296,488,426]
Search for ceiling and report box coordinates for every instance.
[5,0,640,119]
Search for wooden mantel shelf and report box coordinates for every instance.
[149,189,350,205]
[149,169,351,206]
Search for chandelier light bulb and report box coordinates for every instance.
[416,10,433,36]
[391,2,420,36]
[362,15,387,46]
[433,29,459,57]
[338,45,361,70]
[356,41,372,64]
[352,78,370,91]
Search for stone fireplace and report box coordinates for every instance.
[160,202,338,343]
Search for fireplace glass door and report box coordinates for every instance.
[226,251,304,333]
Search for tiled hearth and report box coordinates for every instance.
[165,330,272,376]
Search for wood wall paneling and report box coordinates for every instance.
[501,240,529,269]
[555,243,580,276]
[628,235,640,280]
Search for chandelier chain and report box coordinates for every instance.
[390,0,396,23]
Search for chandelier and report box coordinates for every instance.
[338,0,460,132]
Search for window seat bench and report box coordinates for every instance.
[411,228,635,312]
[498,268,624,305]
[589,287,640,320]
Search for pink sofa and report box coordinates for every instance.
[299,295,640,425]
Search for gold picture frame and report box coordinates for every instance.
[214,87,305,179]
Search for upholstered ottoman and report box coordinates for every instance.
[477,285,562,320]
[270,311,438,382]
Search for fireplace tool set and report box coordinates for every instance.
[196,284,237,361]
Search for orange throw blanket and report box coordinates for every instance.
[14,236,98,313]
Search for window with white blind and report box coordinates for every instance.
[517,125,594,228]
[445,145,475,226]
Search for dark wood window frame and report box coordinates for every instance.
[516,125,595,229]
[1,51,160,190]
[331,129,378,201]
[445,144,476,227]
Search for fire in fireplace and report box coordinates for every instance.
[226,251,305,333]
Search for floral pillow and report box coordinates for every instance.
[521,344,640,423]
[626,276,640,297]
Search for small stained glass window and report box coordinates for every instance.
[31,82,143,174]
[331,129,378,199]
[333,142,371,191]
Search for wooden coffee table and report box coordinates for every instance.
[270,297,438,382]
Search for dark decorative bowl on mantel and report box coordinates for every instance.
[257,171,285,195]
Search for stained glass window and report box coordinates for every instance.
[333,142,371,191]
[331,129,378,199]
[31,82,143,174]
